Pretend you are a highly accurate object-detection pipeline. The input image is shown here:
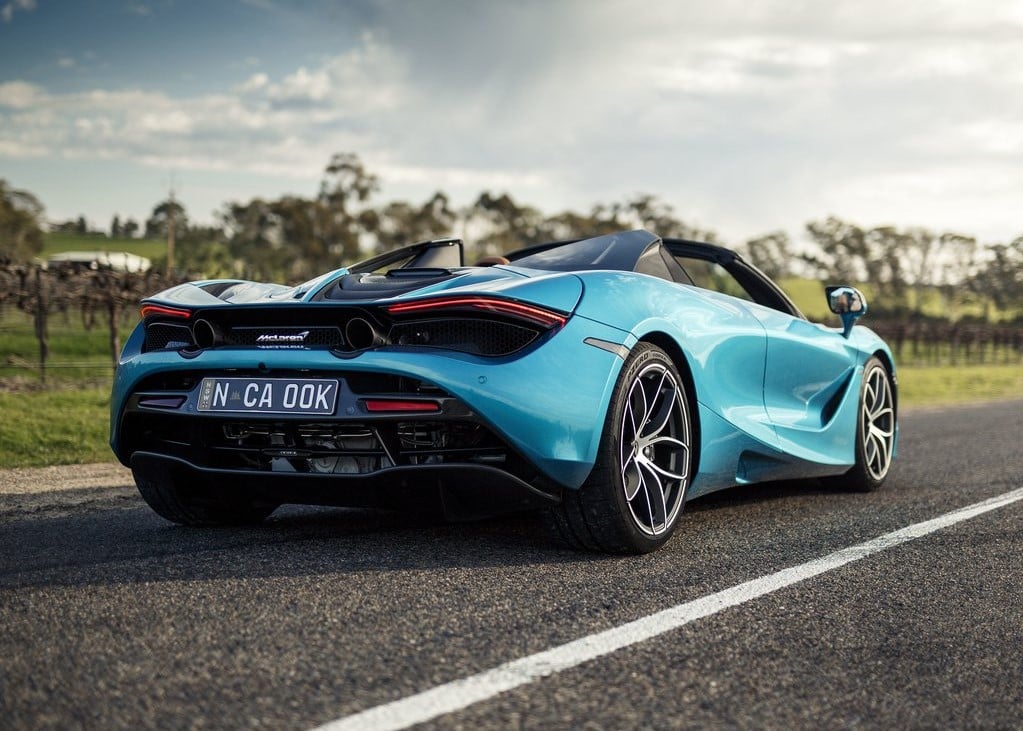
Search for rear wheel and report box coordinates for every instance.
[547,344,693,553]
[827,356,896,492]
[133,459,276,526]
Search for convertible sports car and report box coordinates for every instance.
[110,229,897,553]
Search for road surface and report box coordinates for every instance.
[2,399,1021,729]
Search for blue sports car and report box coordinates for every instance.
[110,229,897,553]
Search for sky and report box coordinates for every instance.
[1,0,1022,247]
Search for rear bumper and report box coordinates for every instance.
[112,313,631,489]
[131,451,560,520]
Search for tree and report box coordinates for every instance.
[144,199,188,240]
[974,236,1023,311]
[465,191,546,259]
[0,179,45,263]
[743,231,792,280]
[111,214,122,238]
[221,198,290,281]
[271,196,322,280]
[317,152,380,262]
[122,218,140,239]
[373,192,456,253]
[801,217,910,310]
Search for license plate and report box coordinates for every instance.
[197,377,339,415]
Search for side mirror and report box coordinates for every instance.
[825,285,867,338]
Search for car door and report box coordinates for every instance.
[744,303,859,453]
[666,241,858,465]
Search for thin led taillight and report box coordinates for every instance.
[385,297,567,328]
[140,304,192,320]
[363,399,441,413]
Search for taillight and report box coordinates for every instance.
[381,296,568,357]
[363,399,441,413]
[385,296,567,328]
[140,304,194,352]
[140,304,192,320]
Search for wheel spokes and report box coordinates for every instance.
[636,459,668,531]
[861,366,894,480]
[619,362,692,536]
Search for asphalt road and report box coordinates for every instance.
[2,399,1022,730]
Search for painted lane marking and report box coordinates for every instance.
[312,486,1023,731]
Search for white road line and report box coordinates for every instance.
[312,486,1023,731]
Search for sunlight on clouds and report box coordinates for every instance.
[376,162,548,191]
[263,33,405,112]
[960,119,1023,154]
[267,67,331,103]
[0,80,46,109]
[822,164,1023,241]
[0,33,407,179]
[237,72,269,92]
[139,109,194,134]
[648,37,871,95]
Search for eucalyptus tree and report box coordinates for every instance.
[0,179,45,264]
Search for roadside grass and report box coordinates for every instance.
[896,363,1023,407]
[0,388,113,467]
[0,363,1019,469]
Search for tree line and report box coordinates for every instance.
[2,154,1021,375]
[3,154,1021,313]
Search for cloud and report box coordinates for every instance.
[0,34,406,179]
[0,80,46,109]
[124,3,152,17]
[237,72,269,93]
[1,0,35,23]
[2,1,1022,241]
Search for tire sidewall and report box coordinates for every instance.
[852,356,894,490]
[599,343,691,552]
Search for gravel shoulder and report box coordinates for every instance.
[0,462,137,522]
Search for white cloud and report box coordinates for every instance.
[2,1,1022,241]
[237,72,268,93]
[0,80,46,109]
[1,0,36,23]
[266,66,331,103]
[124,3,152,17]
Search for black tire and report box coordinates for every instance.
[133,459,276,526]
[826,356,896,492]
[547,343,694,553]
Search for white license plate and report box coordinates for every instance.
[197,377,339,415]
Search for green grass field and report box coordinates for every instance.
[1,308,136,382]
[0,389,114,466]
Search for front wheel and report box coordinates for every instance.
[547,343,694,553]
[827,356,896,492]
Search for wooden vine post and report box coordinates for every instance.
[33,265,49,384]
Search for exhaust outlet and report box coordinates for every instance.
[192,318,222,349]
[346,318,387,350]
